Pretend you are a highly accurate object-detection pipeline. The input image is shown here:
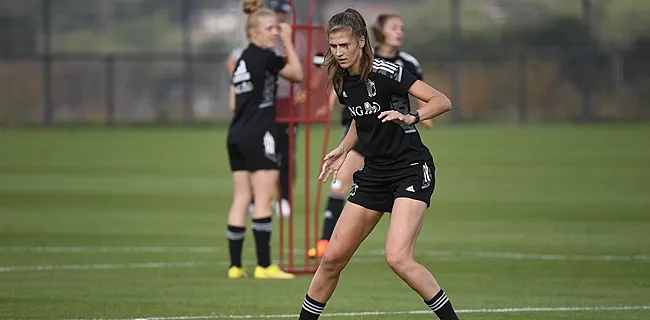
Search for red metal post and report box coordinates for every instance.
[277,0,330,274]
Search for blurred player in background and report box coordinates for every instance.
[297,8,458,319]
[226,0,302,280]
[226,0,295,218]
[308,12,432,259]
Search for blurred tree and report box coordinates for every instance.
[595,0,650,47]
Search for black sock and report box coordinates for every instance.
[227,225,245,268]
[252,217,272,267]
[425,289,459,320]
[279,151,291,202]
[299,294,326,319]
[321,196,345,240]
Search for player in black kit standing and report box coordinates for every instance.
[226,0,302,280]
[309,12,433,259]
[297,8,460,320]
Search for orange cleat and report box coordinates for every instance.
[307,239,329,259]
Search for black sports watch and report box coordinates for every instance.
[408,110,420,124]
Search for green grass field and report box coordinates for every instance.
[1,124,649,320]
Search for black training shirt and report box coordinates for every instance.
[228,43,286,144]
[341,50,423,126]
[337,58,432,169]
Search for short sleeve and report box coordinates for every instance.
[267,50,286,74]
[398,52,423,80]
[337,93,346,106]
[392,65,419,95]
[414,64,424,80]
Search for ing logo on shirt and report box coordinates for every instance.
[348,101,381,117]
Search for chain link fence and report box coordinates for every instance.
[1,0,649,126]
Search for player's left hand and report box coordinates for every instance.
[377,110,416,126]
[319,147,347,183]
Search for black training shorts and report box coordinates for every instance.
[347,159,436,213]
[227,131,280,172]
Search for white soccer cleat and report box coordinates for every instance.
[248,203,255,216]
[274,198,291,217]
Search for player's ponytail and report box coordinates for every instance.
[325,8,374,94]
[242,0,275,40]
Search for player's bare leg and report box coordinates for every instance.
[226,171,253,279]
[250,169,294,279]
[386,198,459,319]
[309,150,364,259]
[299,202,382,319]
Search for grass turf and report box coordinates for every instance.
[1,124,649,320]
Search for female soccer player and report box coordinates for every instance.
[309,13,432,259]
[226,0,294,218]
[298,8,459,320]
[225,0,302,280]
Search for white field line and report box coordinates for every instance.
[3,246,650,262]
[0,257,389,273]
[0,246,223,253]
[61,305,650,320]
[0,261,213,272]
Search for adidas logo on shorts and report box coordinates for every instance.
[405,185,415,192]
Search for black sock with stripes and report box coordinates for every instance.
[321,195,345,240]
[425,289,459,320]
[252,217,272,268]
[227,225,245,268]
[299,294,326,319]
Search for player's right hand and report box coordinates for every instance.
[278,23,292,42]
[319,147,347,183]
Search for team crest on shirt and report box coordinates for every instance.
[366,79,376,97]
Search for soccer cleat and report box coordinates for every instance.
[228,266,248,279]
[308,239,329,259]
[254,264,295,279]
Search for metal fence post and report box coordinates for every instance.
[42,0,52,127]
[449,0,461,123]
[105,55,115,127]
[581,0,592,122]
[182,0,194,125]
[517,48,528,124]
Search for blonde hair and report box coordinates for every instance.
[242,0,276,39]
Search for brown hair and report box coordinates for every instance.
[242,0,275,39]
[324,8,374,94]
[371,14,399,44]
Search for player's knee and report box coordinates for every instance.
[319,251,348,276]
[233,191,253,206]
[253,195,274,211]
[384,249,415,275]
